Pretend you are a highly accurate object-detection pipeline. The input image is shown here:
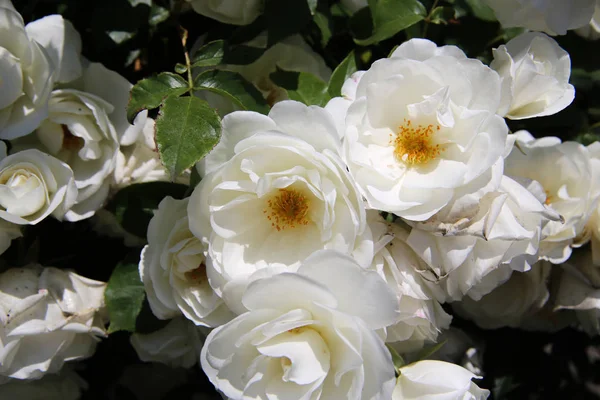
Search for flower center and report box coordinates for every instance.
[61,125,85,152]
[264,188,310,231]
[392,119,442,165]
[544,190,554,205]
[185,263,206,283]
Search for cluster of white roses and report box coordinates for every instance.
[2,0,600,398]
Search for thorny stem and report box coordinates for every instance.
[422,0,441,38]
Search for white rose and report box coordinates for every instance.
[201,250,400,400]
[0,144,77,225]
[453,261,551,329]
[335,38,508,221]
[185,0,262,25]
[505,131,597,263]
[407,175,557,302]
[393,360,489,400]
[492,32,575,120]
[130,317,207,368]
[555,249,600,335]
[576,0,600,40]
[0,0,54,140]
[368,211,451,353]
[140,196,234,327]
[14,62,147,221]
[0,367,87,400]
[481,0,595,35]
[195,34,331,116]
[585,141,600,264]
[25,14,82,84]
[189,101,373,313]
[0,265,107,380]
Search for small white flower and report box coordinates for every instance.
[201,250,400,400]
[130,317,207,368]
[453,261,551,329]
[189,101,373,313]
[0,1,54,140]
[333,38,508,221]
[140,196,234,326]
[492,32,575,120]
[575,0,600,40]
[185,0,263,25]
[481,0,595,35]
[0,367,87,400]
[368,211,451,353]
[393,360,489,400]
[195,34,331,116]
[505,131,598,264]
[0,144,77,225]
[0,265,107,380]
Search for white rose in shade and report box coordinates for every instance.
[130,317,207,368]
[492,32,575,120]
[185,0,262,25]
[576,1,600,40]
[407,175,558,302]
[368,211,451,353]
[0,145,77,225]
[0,367,87,400]
[505,131,597,264]
[201,250,400,400]
[555,249,600,335]
[334,38,508,221]
[195,34,331,116]
[393,360,489,400]
[140,196,234,327]
[453,261,551,329]
[13,63,147,221]
[0,0,54,140]
[25,14,82,84]
[482,0,595,35]
[585,141,600,265]
[0,265,107,380]
[189,101,372,313]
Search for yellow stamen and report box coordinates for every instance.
[264,188,310,231]
[185,263,206,283]
[391,119,442,165]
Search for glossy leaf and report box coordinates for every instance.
[105,259,145,334]
[354,0,427,46]
[155,96,222,180]
[328,50,358,97]
[127,72,189,122]
[194,69,269,114]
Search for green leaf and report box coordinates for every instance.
[465,0,496,21]
[328,51,358,98]
[174,63,187,74]
[149,3,169,26]
[354,0,427,46]
[105,182,188,238]
[270,68,331,107]
[313,11,333,47]
[307,0,318,14]
[194,69,270,114]
[429,6,455,25]
[185,167,202,197]
[155,96,222,180]
[127,72,189,123]
[265,0,313,47]
[191,40,226,68]
[414,340,447,361]
[386,344,406,374]
[492,376,520,400]
[191,40,266,68]
[105,258,145,334]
